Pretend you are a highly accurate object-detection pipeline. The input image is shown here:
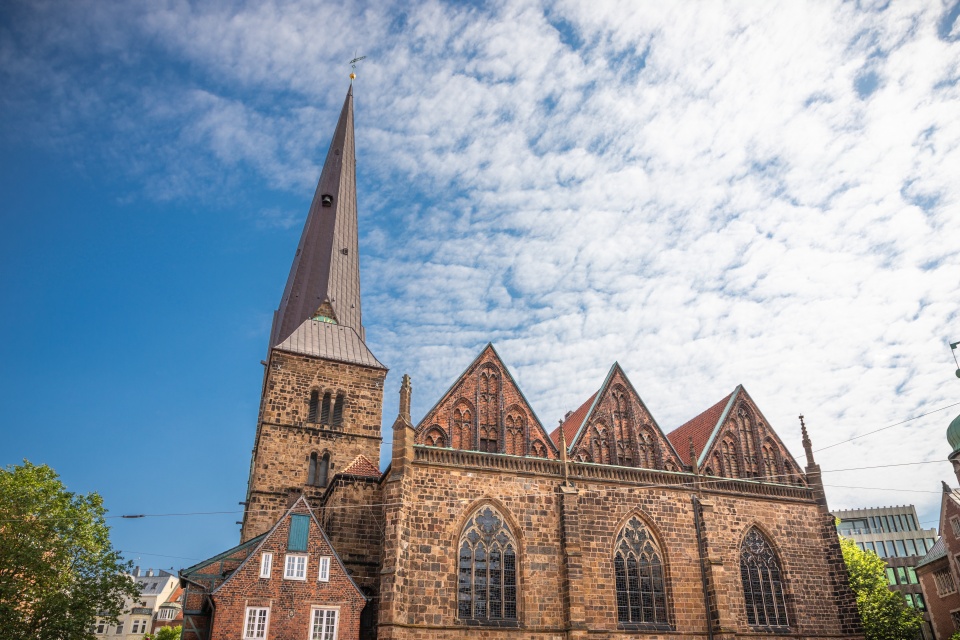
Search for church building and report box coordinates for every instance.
[180,81,864,640]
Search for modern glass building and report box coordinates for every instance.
[836,505,938,639]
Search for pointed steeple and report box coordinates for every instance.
[270,85,365,348]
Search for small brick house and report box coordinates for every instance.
[180,496,367,640]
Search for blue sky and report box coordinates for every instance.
[2,0,959,570]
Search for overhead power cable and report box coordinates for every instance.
[814,401,960,453]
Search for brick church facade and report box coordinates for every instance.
[180,82,864,640]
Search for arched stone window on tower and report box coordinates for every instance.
[320,392,332,424]
[740,528,789,629]
[308,390,319,423]
[458,505,518,624]
[332,392,345,426]
[307,452,330,487]
[614,516,669,628]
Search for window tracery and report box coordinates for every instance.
[614,516,669,626]
[458,506,517,623]
[740,528,789,628]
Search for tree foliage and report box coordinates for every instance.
[147,626,182,640]
[840,536,923,640]
[0,461,140,640]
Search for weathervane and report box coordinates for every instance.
[951,339,960,378]
[349,52,366,81]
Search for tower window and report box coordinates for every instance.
[308,452,330,487]
[320,393,332,424]
[308,390,319,423]
[332,392,345,426]
[321,194,333,207]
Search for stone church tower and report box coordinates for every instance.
[240,85,387,542]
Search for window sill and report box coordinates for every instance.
[749,625,792,634]
[618,622,674,632]
[458,618,520,628]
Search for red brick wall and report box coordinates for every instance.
[414,346,556,459]
[213,501,367,640]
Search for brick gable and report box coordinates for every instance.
[414,344,558,459]
[553,363,684,471]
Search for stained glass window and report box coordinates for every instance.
[458,506,517,622]
[614,517,668,626]
[740,528,789,628]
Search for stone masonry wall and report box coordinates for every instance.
[242,349,386,541]
[378,454,862,640]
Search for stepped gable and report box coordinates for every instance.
[414,344,559,459]
[552,363,683,471]
[670,385,806,485]
[340,454,381,478]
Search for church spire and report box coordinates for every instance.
[270,85,365,348]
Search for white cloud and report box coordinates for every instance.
[3,0,960,527]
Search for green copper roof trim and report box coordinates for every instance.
[697,384,742,467]
[948,412,960,453]
[311,314,337,324]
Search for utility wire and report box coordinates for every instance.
[814,401,960,453]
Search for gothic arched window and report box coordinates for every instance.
[307,452,330,487]
[332,392,346,426]
[505,411,524,456]
[614,516,668,627]
[721,439,740,478]
[637,431,653,469]
[740,528,789,628]
[308,390,319,423]
[320,392,332,424]
[478,370,500,453]
[458,506,518,623]
[761,445,780,480]
[453,403,473,449]
[530,440,547,458]
[424,426,447,447]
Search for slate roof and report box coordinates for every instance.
[341,454,381,478]
[916,536,946,568]
[550,393,597,449]
[666,390,736,463]
[270,85,366,347]
[275,319,385,370]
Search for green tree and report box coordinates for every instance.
[0,461,140,640]
[840,536,923,640]
[146,626,182,640]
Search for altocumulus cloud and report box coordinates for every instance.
[2,0,959,520]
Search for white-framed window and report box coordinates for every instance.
[244,606,270,639]
[310,607,339,640]
[115,622,123,634]
[96,620,106,634]
[157,607,176,620]
[318,556,331,582]
[284,554,307,580]
[131,620,141,634]
[260,552,273,578]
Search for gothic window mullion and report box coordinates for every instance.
[740,528,789,629]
